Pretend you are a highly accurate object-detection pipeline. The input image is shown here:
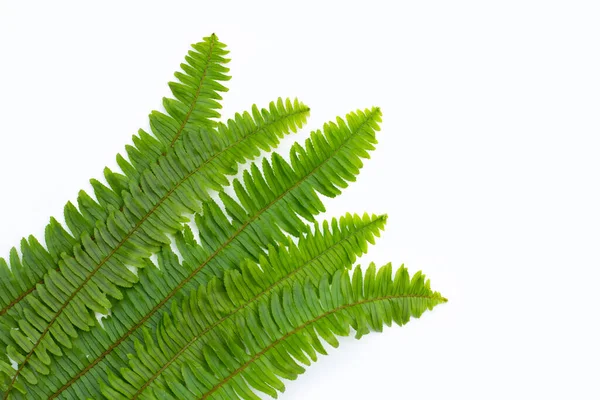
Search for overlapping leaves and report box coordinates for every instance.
[0,36,309,395]
[15,105,382,399]
[0,99,309,395]
[100,213,386,399]
[104,263,445,399]
[0,34,231,317]
[0,34,446,400]
[45,212,385,400]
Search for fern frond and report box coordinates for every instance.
[13,106,381,399]
[102,264,445,399]
[0,98,309,397]
[0,35,231,320]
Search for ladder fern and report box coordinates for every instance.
[0,34,231,318]
[103,264,445,399]
[0,34,448,400]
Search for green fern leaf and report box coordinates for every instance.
[102,264,445,399]
[0,35,231,321]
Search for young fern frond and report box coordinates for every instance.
[0,34,231,317]
[102,264,445,399]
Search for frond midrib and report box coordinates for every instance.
[202,292,446,399]
[47,111,377,398]
[130,215,386,398]
[0,286,35,317]
[4,107,309,396]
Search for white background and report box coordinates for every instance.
[1,1,599,399]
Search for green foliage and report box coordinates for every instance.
[0,34,446,399]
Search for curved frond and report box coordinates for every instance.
[0,35,231,320]
[18,107,382,399]
[103,264,446,399]
[0,98,309,397]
